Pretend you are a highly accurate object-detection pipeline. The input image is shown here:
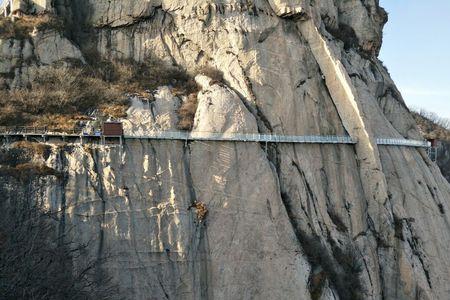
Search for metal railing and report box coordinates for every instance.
[376,138,430,148]
[427,147,438,162]
[0,126,83,135]
[0,126,431,148]
[125,132,357,144]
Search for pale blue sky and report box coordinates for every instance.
[379,0,450,118]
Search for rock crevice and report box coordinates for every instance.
[1,1,450,299]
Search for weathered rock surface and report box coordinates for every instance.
[1,1,450,299]
[33,30,85,65]
[437,141,450,183]
[123,86,180,135]
[0,29,84,89]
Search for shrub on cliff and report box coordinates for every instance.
[0,53,203,129]
[413,109,450,140]
[0,66,128,129]
[86,54,199,95]
[177,93,198,130]
[0,14,64,40]
[196,66,224,85]
[175,66,224,130]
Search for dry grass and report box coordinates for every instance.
[174,66,224,131]
[0,66,127,127]
[0,54,202,129]
[31,114,90,132]
[0,14,64,40]
[0,163,61,182]
[99,104,128,119]
[196,66,224,85]
[0,44,206,129]
[11,141,51,158]
[85,53,199,95]
[177,93,198,130]
[0,146,30,167]
[188,201,208,222]
[413,110,450,140]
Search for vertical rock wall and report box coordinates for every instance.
[1,1,450,299]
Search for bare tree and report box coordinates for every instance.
[0,176,120,300]
[415,108,450,130]
[0,137,122,299]
[412,108,450,141]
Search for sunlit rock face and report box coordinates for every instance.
[1,1,450,299]
[0,30,84,89]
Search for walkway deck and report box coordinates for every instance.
[124,132,357,144]
[0,127,430,148]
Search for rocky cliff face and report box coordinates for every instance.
[1,1,450,299]
[437,141,450,183]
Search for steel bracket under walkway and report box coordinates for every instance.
[124,132,356,144]
[124,132,430,148]
[0,127,430,148]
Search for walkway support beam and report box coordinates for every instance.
[0,127,430,148]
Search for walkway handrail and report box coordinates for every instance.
[376,138,430,148]
[123,132,357,144]
[0,126,430,148]
[0,126,83,135]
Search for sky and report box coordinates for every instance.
[379,0,450,118]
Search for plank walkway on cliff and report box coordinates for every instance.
[125,132,430,148]
[0,126,431,148]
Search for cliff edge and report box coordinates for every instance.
[1,1,450,299]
